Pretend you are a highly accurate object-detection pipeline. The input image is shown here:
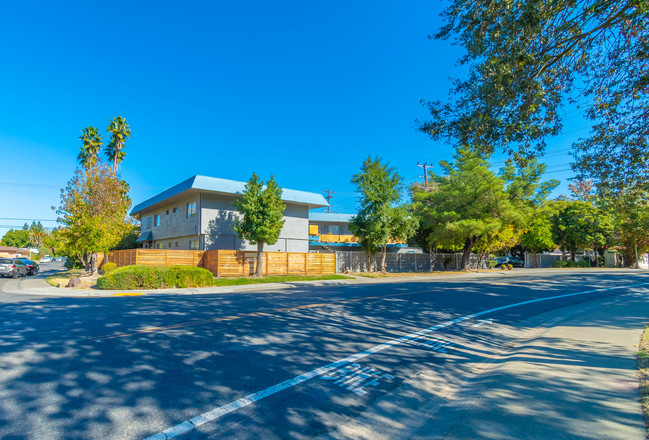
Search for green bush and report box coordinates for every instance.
[551,260,591,268]
[102,262,117,275]
[97,265,215,290]
[507,264,513,270]
[500,264,506,270]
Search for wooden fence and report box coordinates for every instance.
[105,249,335,277]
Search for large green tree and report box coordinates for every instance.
[56,161,132,275]
[349,156,413,272]
[420,0,648,194]
[413,149,557,270]
[0,228,30,248]
[232,173,286,277]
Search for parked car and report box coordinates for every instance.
[0,258,28,278]
[508,257,525,268]
[55,256,66,262]
[40,256,52,263]
[16,258,39,275]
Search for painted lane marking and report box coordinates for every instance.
[472,318,493,327]
[404,337,455,353]
[321,363,395,395]
[143,282,649,440]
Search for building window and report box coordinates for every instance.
[156,243,163,249]
[154,214,161,227]
[173,207,178,213]
[175,241,179,248]
[168,242,172,248]
[166,209,169,215]
[145,216,152,230]
[329,225,340,235]
[187,202,196,218]
[189,240,199,250]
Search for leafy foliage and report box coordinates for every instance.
[0,228,30,248]
[421,0,648,194]
[77,126,103,170]
[105,116,130,171]
[349,156,415,271]
[412,149,557,269]
[56,161,133,274]
[97,265,214,290]
[232,173,286,276]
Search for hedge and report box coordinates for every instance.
[551,260,591,268]
[101,262,117,275]
[97,265,215,290]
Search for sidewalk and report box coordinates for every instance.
[412,292,649,440]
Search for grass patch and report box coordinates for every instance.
[353,273,388,278]
[638,325,649,435]
[46,269,87,287]
[212,274,352,286]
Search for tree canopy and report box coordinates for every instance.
[349,156,414,271]
[232,173,286,277]
[56,161,133,274]
[420,0,648,194]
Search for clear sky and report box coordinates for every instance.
[0,1,588,238]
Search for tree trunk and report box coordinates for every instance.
[593,247,599,267]
[571,251,576,261]
[83,253,92,271]
[460,237,475,270]
[366,252,372,272]
[256,242,264,277]
[90,253,98,276]
[533,251,540,268]
[381,245,387,272]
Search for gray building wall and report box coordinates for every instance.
[140,195,200,246]
[200,193,310,252]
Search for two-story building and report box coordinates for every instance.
[131,175,328,252]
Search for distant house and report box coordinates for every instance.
[130,175,328,252]
[308,212,407,251]
[0,246,30,258]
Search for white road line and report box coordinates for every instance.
[143,282,649,440]
[472,318,493,327]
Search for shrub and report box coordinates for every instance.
[500,264,506,270]
[102,262,117,275]
[97,265,214,290]
[507,264,513,270]
[551,260,591,268]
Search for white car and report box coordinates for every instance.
[40,257,52,263]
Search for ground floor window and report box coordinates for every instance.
[156,243,163,249]
[189,240,199,250]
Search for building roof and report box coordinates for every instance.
[0,246,30,253]
[131,175,329,217]
[308,212,354,223]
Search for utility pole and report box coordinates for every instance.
[417,162,430,190]
[323,190,335,213]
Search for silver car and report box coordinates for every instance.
[0,258,28,278]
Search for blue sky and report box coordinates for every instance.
[0,1,588,238]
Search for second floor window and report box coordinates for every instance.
[187,202,197,218]
[145,216,152,230]
[154,214,161,227]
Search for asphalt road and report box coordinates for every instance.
[0,269,647,439]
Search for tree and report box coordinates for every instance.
[232,173,286,277]
[105,116,130,171]
[0,228,30,248]
[56,161,132,275]
[77,126,103,170]
[551,200,615,265]
[349,156,408,272]
[520,216,556,268]
[420,1,648,194]
[412,149,557,270]
[28,221,47,250]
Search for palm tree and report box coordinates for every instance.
[106,116,130,171]
[78,126,103,169]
